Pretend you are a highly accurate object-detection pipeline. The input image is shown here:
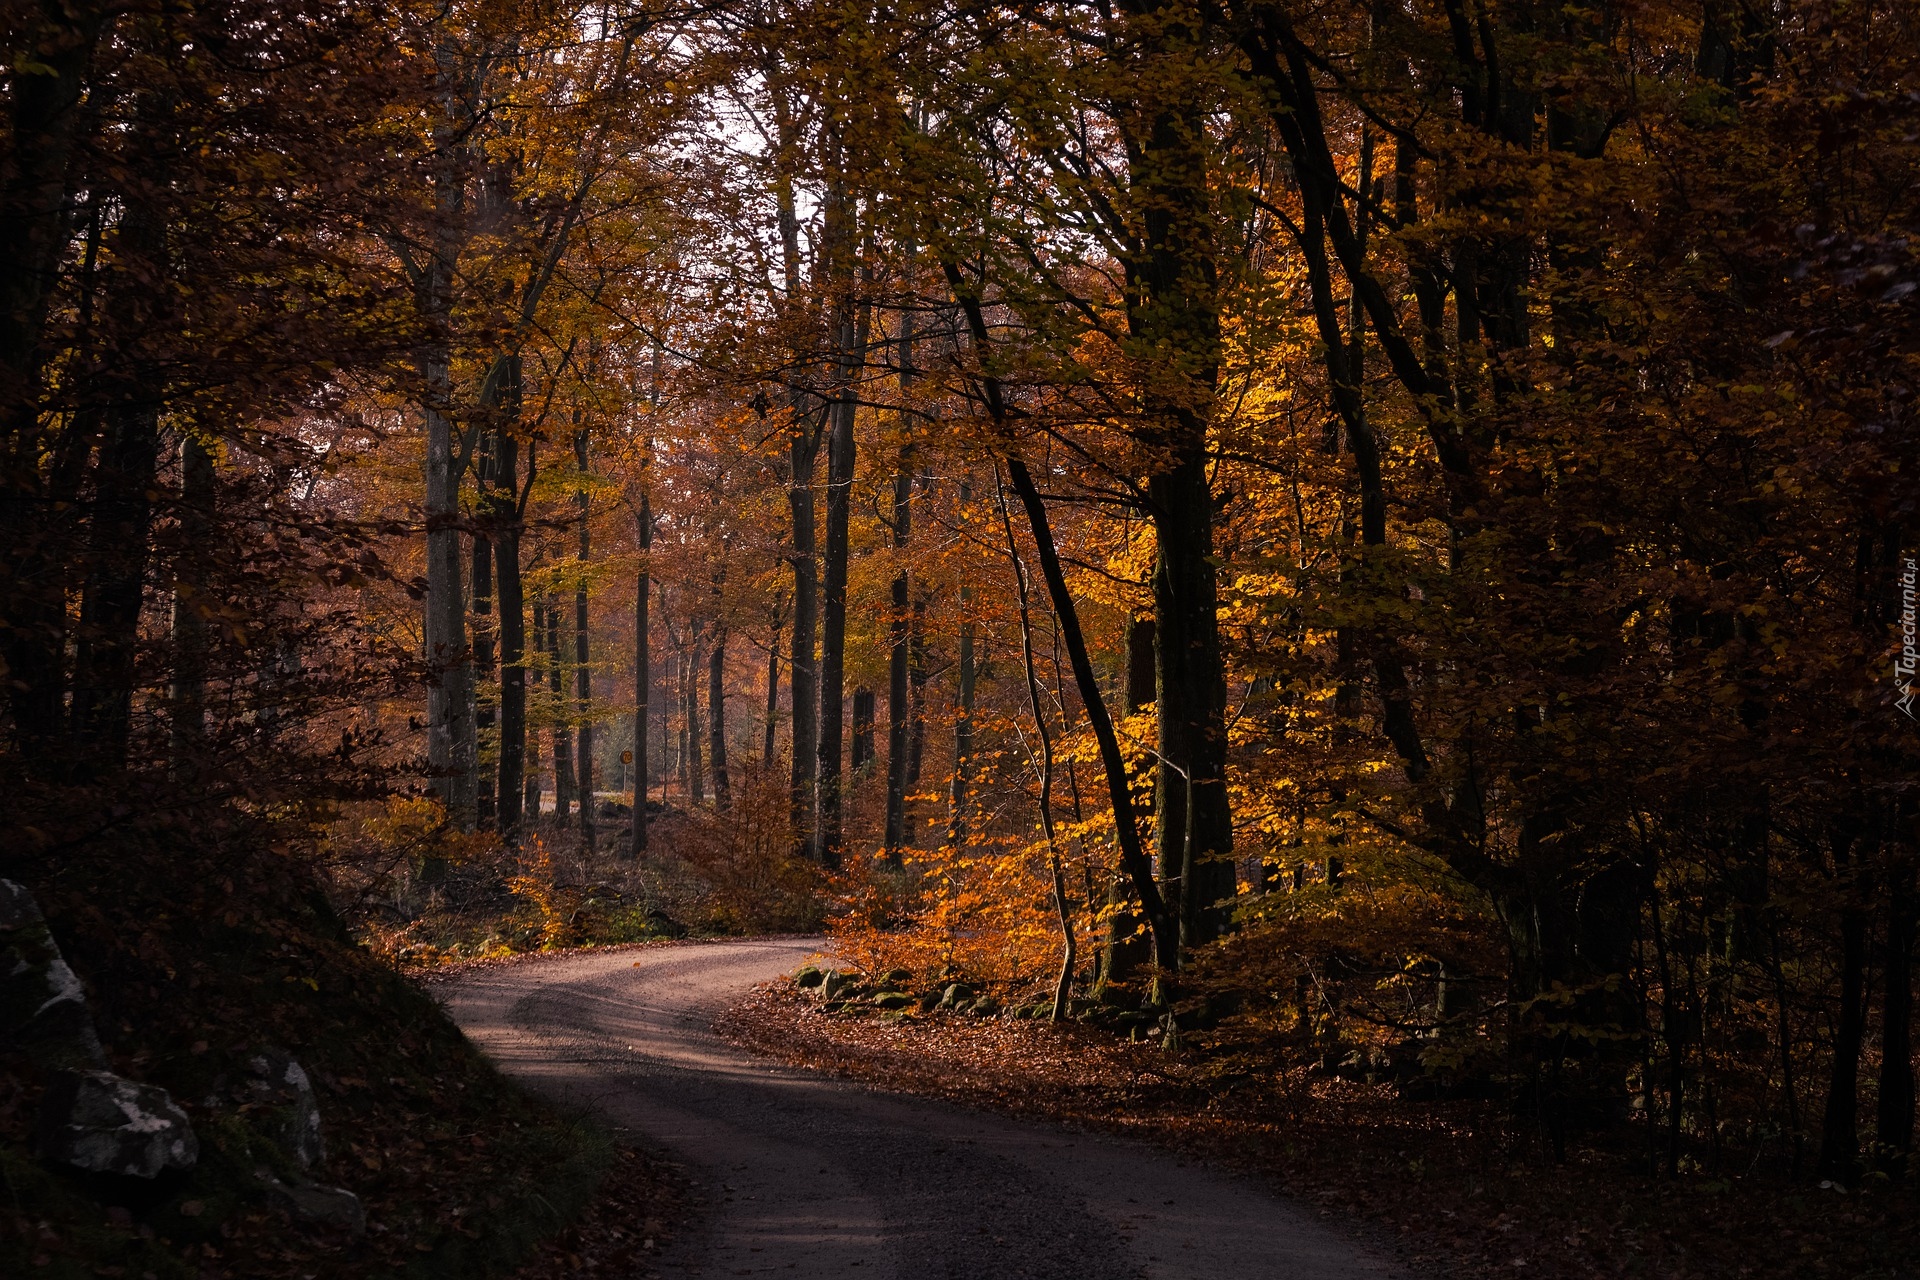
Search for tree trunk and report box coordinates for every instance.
[997,468,1076,1020]
[789,419,819,856]
[631,492,651,857]
[523,607,542,821]
[73,189,171,764]
[0,6,105,765]
[420,124,475,828]
[493,410,527,835]
[851,689,875,771]
[941,258,1176,978]
[574,427,594,851]
[472,525,495,828]
[1098,617,1158,996]
[71,402,159,768]
[710,629,731,810]
[1128,4,1231,949]
[1819,837,1869,1184]
[884,299,917,863]
[1878,852,1917,1176]
[764,615,781,766]
[908,595,928,787]
[817,361,857,870]
[170,434,213,771]
[885,460,914,860]
[948,487,976,851]
[1006,456,1176,980]
[687,622,706,805]
[550,600,574,818]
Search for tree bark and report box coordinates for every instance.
[493,395,528,834]
[419,73,475,827]
[851,689,875,770]
[997,467,1077,1021]
[948,482,976,850]
[687,621,706,804]
[710,629,731,810]
[472,524,495,828]
[0,5,105,764]
[1878,851,1917,1175]
[1819,833,1869,1184]
[170,435,213,771]
[885,459,914,860]
[789,420,819,855]
[1006,456,1176,979]
[631,491,651,857]
[763,613,781,766]
[71,402,159,768]
[884,302,917,862]
[575,426,594,850]
[550,598,575,818]
[817,306,860,869]
[908,594,929,787]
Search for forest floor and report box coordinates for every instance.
[724,983,1920,1280]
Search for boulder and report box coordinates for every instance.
[0,879,108,1071]
[819,970,859,1002]
[937,983,973,1009]
[883,968,913,987]
[38,1070,198,1180]
[968,995,1000,1017]
[234,1048,324,1170]
[870,991,912,1011]
[258,1168,365,1235]
[793,966,825,989]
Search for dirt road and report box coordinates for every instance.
[438,939,1403,1280]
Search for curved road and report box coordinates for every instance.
[438,939,1402,1280]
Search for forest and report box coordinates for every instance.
[2,0,1918,1276]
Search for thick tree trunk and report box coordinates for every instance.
[710,630,731,810]
[1151,447,1233,947]
[631,492,651,857]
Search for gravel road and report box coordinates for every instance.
[437,938,1403,1280]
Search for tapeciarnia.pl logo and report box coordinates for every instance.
[1900,557,1918,721]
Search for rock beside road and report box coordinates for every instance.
[37,1069,200,1180]
[1,878,109,1071]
